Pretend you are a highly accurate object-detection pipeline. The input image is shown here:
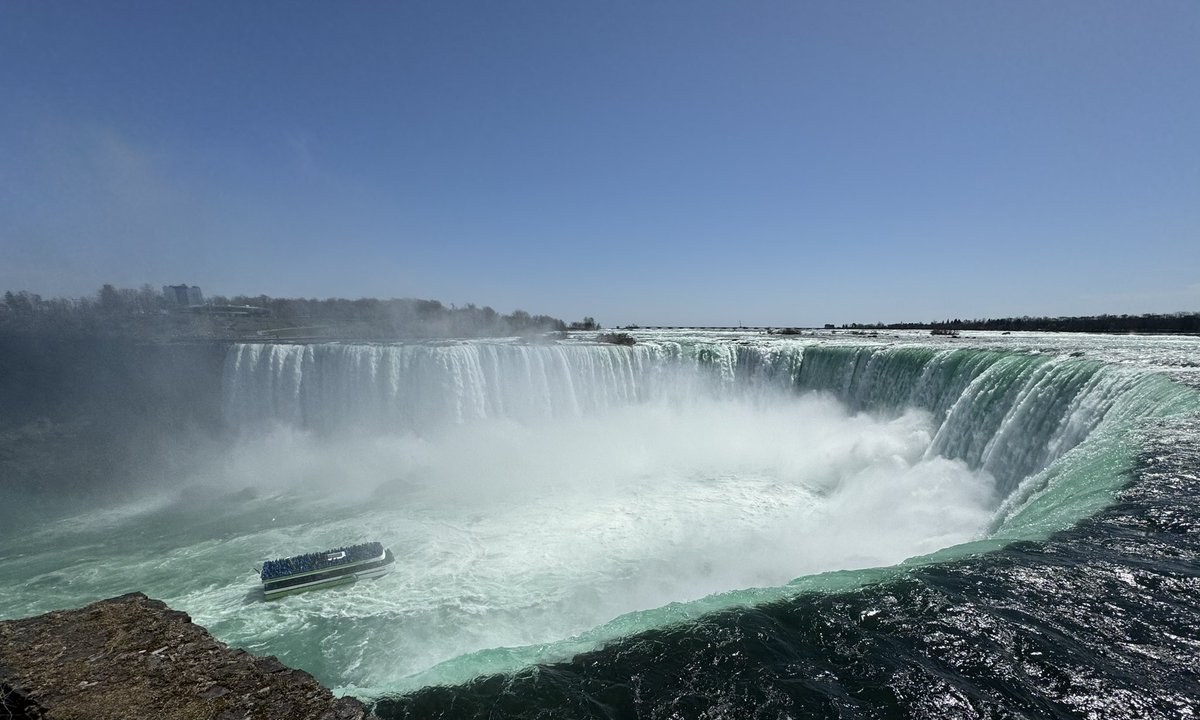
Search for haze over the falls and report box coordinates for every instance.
[3,332,1197,697]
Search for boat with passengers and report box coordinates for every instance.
[259,541,394,600]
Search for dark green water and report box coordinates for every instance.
[3,331,1198,718]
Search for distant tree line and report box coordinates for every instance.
[1,284,595,340]
[569,316,600,331]
[2,285,175,338]
[840,312,1200,335]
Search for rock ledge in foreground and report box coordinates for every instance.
[0,592,375,720]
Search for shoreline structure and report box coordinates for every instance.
[0,593,375,720]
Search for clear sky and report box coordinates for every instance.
[2,1,1197,327]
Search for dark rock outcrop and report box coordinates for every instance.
[0,592,375,720]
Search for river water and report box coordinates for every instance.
[2,330,1198,718]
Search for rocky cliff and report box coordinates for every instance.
[0,593,375,720]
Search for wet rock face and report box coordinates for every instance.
[0,592,374,720]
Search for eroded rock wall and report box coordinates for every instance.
[0,593,374,720]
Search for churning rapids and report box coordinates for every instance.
[2,330,1199,718]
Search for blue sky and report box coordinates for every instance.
[2,1,1197,326]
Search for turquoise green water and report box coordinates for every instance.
[3,332,1198,698]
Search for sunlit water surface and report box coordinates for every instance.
[3,330,1198,717]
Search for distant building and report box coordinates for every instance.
[163,284,203,306]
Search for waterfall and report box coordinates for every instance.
[223,339,1193,503]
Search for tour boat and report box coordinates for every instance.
[259,542,394,600]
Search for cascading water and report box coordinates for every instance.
[4,332,1199,717]
[222,338,1185,510]
[194,336,1199,694]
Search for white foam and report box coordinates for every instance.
[172,393,995,691]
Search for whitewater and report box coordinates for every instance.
[2,330,1198,718]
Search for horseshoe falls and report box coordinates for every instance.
[3,331,1199,719]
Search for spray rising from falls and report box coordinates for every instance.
[199,338,1199,692]
[4,336,1196,700]
[223,340,1189,494]
[219,340,1197,543]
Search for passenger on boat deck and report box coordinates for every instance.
[261,542,383,579]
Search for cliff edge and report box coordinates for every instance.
[0,592,375,720]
